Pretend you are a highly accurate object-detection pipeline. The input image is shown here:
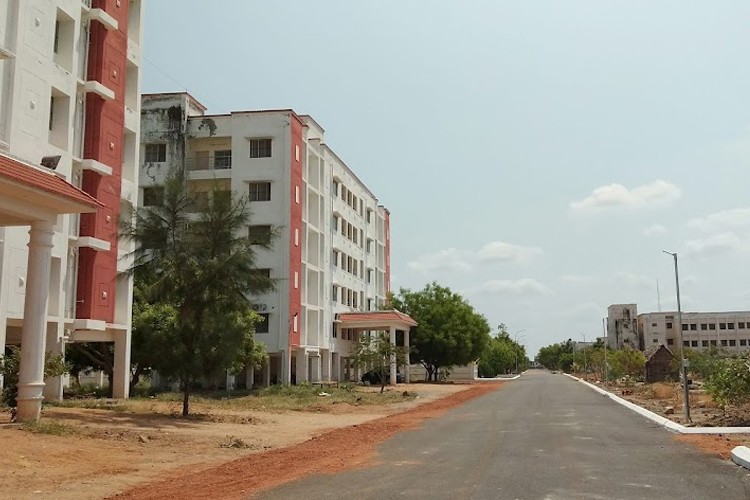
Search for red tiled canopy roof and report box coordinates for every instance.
[337,310,418,327]
[0,153,101,210]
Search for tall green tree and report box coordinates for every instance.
[123,172,274,416]
[478,325,526,377]
[390,282,490,381]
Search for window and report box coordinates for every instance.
[145,144,167,162]
[332,286,338,302]
[666,322,673,329]
[366,210,372,223]
[651,323,657,327]
[742,339,748,347]
[681,324,688,331]
[728,323,735,330]
[710,340,717,346]
[702,340,709,347]
[253,268,271,279]
[249,138,272,158]
[709,323,716,330]
[701,324,708,330]
[248,182,271,202]
[721,340,728,347]
[653,339,659,343]
[142,187,164,207]
[683,340,689,347]
[367,299,373,311]
[667,338,674,346]
[690,324,697,331]
[248,225,272,245]
[730,340,736,347]
[691,340,698,347]
[366,269,373,284]
[214,150,232,168]
[53,20,61,54]
[720,323,727,330]
[740,322,746,329]
[255,313,269,333]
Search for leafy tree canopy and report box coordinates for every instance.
[389,282,490,381]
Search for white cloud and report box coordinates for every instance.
[473,279,553,296]
[477,241,542,263]
[407,248,471,273]
[559,274,594,285]
[561,301,602,320]
[686,208,750,234]
[616,271,654,289]
[643,224,667,236]
[684,232,744,258]
[570,180,681,212]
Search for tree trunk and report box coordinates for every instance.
[182,375,191,416]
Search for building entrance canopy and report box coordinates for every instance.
[336,310,417,385]
[0,153,100,422]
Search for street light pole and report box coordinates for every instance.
[514,329,527,374]
[664,250,691,422]
[582,333,587,381]
[602,317,608,386]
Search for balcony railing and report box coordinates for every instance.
[184,155,232,171]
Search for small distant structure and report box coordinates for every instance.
[644,344,678,383]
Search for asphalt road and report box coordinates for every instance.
[255,371,750,499]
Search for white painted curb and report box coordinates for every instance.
[564,373,750,435]
[475,374,520,381]
[731,446,750,469]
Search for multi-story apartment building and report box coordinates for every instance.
[139,93,394,386]
[0,0,143,420]
[608,303,750,353]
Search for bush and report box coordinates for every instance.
[1,347,68,407]
[704,353,750,408]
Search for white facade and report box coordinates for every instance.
[608,303,750,353]
[139,93,391,386]
[0,0,143,413]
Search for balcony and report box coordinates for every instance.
[124,106,138,133]
[185,154,232,172]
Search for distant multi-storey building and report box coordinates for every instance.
[139,93,396,386]
[0,0,143,420]
[608,304,750,353]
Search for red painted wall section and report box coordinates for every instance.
[288,115,304,348]
[384,209,391,298]
[77,0,128,322]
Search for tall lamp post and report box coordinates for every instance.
[514,329,527,374]
[581,333,587,381]
[664,250,691,422]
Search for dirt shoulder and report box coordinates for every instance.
[1,383,498,500]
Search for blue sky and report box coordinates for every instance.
[143,1,750,356]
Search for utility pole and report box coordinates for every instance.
[582,333,587,381]
[602,317,608,386]
[664,250,691,422]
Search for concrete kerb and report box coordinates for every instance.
[563,373,750,469]
[475,374,520,382]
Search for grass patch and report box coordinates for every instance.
[45,399,128,412]
[139,384,416,412]
[22,420,79,436]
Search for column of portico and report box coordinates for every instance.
[112,329,131,398]
[404,329,410,383]
[17,221,55,422]
[389,326,397,386]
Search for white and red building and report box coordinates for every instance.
[0,0,143,420]
[139,93,406,386]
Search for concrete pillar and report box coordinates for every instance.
[43,322,64,401]
[245,364,255,389]
[331,352,339,381]
[280,349,291,384]
[389,326,397,386]
[263,360,271,387]
[312,354,321,382]
[0,314,7,392]
[112,329,131,398]
[225,370,235,390]
[321,350,331,381]
[96,370,104,388]
[296,349,307,384]
[404,329,410,384]
[17,221,55,422]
